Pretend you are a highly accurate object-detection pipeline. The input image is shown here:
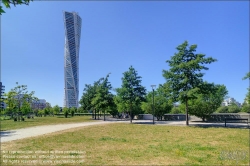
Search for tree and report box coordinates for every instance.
[242,72,250,105]
[52,105,60,115]
[91,73,113,121]
[170,107,183,114]
[116,66,146,123]
[107,96,118,117]
[1,0,33,15]
[241,104,250,113]
[163,41,217,125]
[141,85,172,120]
[70,107,77,117]
[3,91,17,116]
[63,107,69,118]
[79,78,103,119]
[242,72,250,80]
[188,83,228,121]
[21,100,31,115]
[4,82,37,120]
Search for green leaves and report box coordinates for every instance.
[242,72,250,80]
[188,83,228,121]
[116,66,146,120]
[1,0,33,15]
[117,66,146,105]
[141,85,173,120]
[79,73,113,114]
[163,41,217,124]
[3,82,37,115]
[163,41,217,103]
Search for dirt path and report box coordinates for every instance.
[0,121,126,143]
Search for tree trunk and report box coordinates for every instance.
[185,98,189,125]
[104,110,105,121]
[95,109,96,120]
[130,102,132,124]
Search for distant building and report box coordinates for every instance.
[14,94,47,110]
[222,98,241,107]
[0,82,5,110]
[63,11,81,108]
[173,103,180,107]
[31,99,46,110]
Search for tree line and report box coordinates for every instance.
[79,41,250,125]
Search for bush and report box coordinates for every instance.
[83,110,89,113]
[170,107,183,114]
[71,109,75,117]
[38,110,44,117]
[216,106,228,113]
[241,104,250,113]
[63,108,69,118]
[228,105,241,113]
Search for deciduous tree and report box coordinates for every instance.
[188,83,228,121]
[116,66,146,123]
[91,73,113,121]
[1,0,33,15]
[141,85,172,120]
[163,41,217,125]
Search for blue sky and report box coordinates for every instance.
[1,1,249,107]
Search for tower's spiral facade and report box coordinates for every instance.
[63,11,81,108]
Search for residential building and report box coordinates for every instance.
[0,82,5,110]
[222,97,241,107]
[31,99,46,110]
[63,11,82,108]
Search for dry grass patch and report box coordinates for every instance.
[1,123,249,165]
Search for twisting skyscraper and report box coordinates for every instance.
[63,11,81,108]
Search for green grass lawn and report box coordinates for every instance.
[0,116,94,131]
[1,123,249,165]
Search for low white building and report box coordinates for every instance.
[221,98,241,107]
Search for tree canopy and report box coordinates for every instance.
[188,83,228,121]
[1,0,33,15]
[116,66,146,123]
[79,74,114,120]
[91,73,113,120]
[3,82,37,120]
[163,41,217,125]
[141,85,172,120]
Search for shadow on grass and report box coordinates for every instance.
[0,131,16,137]
[190,123,250,129]
[56,116,72,118]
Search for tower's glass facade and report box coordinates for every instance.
[63,11,81,108]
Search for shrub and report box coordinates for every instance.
[71,109,75,117]
[170,107,183,114]
[228,105,241,113]
[38,110,44,117]
[216,106,228,113]
[63,108,69,118]
[241,104,250,113]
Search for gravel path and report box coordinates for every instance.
[1,120,248,143]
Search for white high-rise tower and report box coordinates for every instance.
[63,11,81,108]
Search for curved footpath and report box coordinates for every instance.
[0,121,127,143]
[1,120,248,143]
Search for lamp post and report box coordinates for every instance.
[151,85,156,125]
[104,72,111,122]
